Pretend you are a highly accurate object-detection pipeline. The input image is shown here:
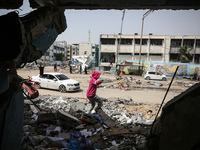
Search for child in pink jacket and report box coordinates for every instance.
[87,71,106,114]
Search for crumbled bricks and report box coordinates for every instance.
[21,95,161,149]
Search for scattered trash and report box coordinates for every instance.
[22,95,160,149]
[147,81,163,87]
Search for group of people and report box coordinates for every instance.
[69,64,87,74]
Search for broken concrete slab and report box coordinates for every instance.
[37,113,56,123]
[56,110,79,129]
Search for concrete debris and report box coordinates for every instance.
[99,78,113,83]
[83,76,190,93]
[21,95,162,150]
[147,81,163,87]
[21,95,158,150]
[21,95,161,149]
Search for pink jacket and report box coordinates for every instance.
[87,71,101,98]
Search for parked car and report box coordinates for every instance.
[144,71,167,81]
[31,73,80,92]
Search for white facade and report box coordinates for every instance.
[79,43,92,56]
[100,34,200,65]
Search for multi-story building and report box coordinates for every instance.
[79,43,99,67]
[41,41,68,63]
[99,34,200,67]
[79,43,99,57]
[71,44,79,56]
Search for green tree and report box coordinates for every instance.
[179,46,192,63]
[55,53,64,61]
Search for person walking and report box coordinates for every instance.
[80,64,82,74]
[39,60,45,75]
[84,66,87,74]
[86,71,106,114]
[54,63,57,72]
[70,65,72,74]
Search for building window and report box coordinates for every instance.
[196,40,200,47]
[170,54,179,61]
[119,53,132,55]
[84,51,87,55]
[134,53,146,55]
[149,53,162,56]
[183,39,194,47]
[195,54,200,63]
[135,39,148,45]
[150,39,163,45]
[101,38,115,45]
[117,39,132,45]
[171,39,181,47]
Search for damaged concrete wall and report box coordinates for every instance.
[16,6,66,67]
[0,6,66,149]
[28,0,200,10]
[146,82,200,150]
[1,0,200,10]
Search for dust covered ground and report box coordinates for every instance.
[19,66,199,149]
[17,66,196,105]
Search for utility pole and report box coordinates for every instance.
[138,9,154,75]
[138,9,154,65]
[116,9,125,67]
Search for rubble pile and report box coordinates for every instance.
[22,95,161,149]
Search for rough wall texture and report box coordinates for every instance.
[159,83,200,150]
[16,6,66,67]
[1,0,200,10]
[146,82,200,150]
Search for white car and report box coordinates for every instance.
[31,73,80,92]
[144,71,167,81]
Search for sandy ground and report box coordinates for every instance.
[17,66,196,105]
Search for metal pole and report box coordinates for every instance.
[139,10,154,65]
[138,17,144,65]
[150,65,179,135]
[116,9,125,66]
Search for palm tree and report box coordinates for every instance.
[179,46,192,63]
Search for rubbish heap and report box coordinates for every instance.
[22,95,161,149]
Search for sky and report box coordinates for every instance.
[1,1,200,45]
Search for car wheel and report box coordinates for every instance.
[145,76,150,80]
[59,85,67,93]
[162,77,167,81]
[34,82,41,89]
[22,87,31,99]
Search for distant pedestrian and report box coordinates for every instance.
[70,65,72,74]
[87,71,107,114]
[84,66,87,74]
[116,68,120,76]
[39,60,45,75]
[54,63,57,72]
[80,64,82,74]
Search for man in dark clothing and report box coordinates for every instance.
[80,64,82,74]
[39,60,45,75]
[70,65,72,74]
[84,66,87,74]
[54,63,57,72]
